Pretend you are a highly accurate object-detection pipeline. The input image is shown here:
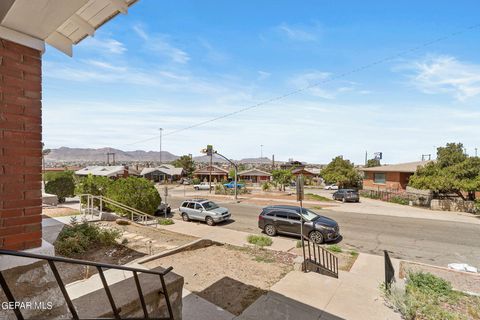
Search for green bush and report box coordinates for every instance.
[75,174,112,205]
[55,221,121,257]
[261,182,271,191]
[192,178,201,185]
[157,218,174,225]
[247,235,273,247]
[45,174,75,203]
[106,177,161,215]
[406,272,452,296]
[327,244,342,253]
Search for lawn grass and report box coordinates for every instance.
[247,235,273,247]
[305,193,333,202]
[157,218,174,225]
[327,244,342,253]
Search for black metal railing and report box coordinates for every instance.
[0,249,175,320]
[384,250,395,291]
[302,238,339,278]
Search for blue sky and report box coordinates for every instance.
[43,0,480,164]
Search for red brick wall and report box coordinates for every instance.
[0,38,42,250]
[363,171,413,192]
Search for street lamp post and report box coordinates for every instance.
[201,146,238,200]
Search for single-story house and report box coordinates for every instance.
[291,167,316,178]
[361,161,430,192]
[141,164,183,182]
[75,166,137,179]
[193,165,229,182]
[238,168,271,183]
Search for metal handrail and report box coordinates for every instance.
[302,237,339,278]
[0,249,175,320]
[79,194,158,227]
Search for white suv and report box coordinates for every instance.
[179,199,230,226]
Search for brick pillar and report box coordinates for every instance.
[0,38,42,250]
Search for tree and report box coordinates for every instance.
[45,175,75,203]
[172,155,196,177]
[106,177,161,215]
[320,156,361,188]
[366,158,381,168]
[75,174,112,205]
[409,143,480,200]
[271,169,293,191]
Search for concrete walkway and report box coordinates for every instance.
[156,219,297,252]
[237,253,401,320]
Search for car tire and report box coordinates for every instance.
[264,224,277,236]
[194,187,199,191]
[206,216,215,226]
[309,231,324,244]
[182,213,190,222]
[342,197,346,203]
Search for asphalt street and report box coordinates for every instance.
[167,197,480,268]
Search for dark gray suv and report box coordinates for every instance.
[333,189,360,202]
[258,205,340,244]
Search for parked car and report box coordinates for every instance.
[332,189,360,202]
[179,178,191,185]
[324,184,339,190]
[258,205,340,244]
[193,182,214,190]
[155,202,171,216]
[179,199,231,226]
[223,181,244,189]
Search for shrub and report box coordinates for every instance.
[192,178,201,185]
[157,218,174,225]
[247,235,273,247]
[406,272,452,296]
[389,196,410,205]
[261,182,271,191]
[106,177,161,215]
[55,221,121,257]
[75,174,112,205]
[45,175,75,203]
[327,244,342,253]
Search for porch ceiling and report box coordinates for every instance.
[0,0,138,56]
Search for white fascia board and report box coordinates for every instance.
[0,25,45,53]
[109,0,128,14]
[45,31,73,56]
[70,14,95,36]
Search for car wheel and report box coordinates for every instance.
[182,213,190,222]
[309,231,324,244]
[264,224,277,236]
[194,187,199,191]
[206,216,215,226]
[342,197,346,203]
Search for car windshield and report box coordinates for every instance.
[202,201,219,210]
[300,208,320,221]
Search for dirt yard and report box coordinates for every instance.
[42,206,79,218]
[144,244,294,315]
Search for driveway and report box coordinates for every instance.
[167,196,480,268]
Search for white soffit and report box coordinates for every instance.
[0,0,138,56]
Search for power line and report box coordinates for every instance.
[123,23,480,147]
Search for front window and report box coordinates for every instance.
[202,201,219,210]
[374,172,386,184]
[300,209,319,221]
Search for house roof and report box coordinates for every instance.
[238,168,271,177]
[0,0,139,56]
[140,166,183,176]
[361,161,431,173]
[194,165,229,175]
[291,167,316,175]
[75,165,126,177]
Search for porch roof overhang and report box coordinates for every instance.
[0,0,138,56]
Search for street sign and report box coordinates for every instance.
[296,175,304,201]
[206,145,213,156]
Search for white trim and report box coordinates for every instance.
[70,14,95,37]
[109,0,128,14]
[0,25,45,53]
[45,31,73,57]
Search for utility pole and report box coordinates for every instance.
[260,145,264,158]
[159,128,163,165]
[475,148,478,157]
[365,151,367,165]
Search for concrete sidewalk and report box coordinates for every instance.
[156,220,297,252]
[237,253,401,320]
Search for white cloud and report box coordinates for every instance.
[275,22,321,42]
[405,55,480,101]
[81,37,126,54]
[133,24,190,64]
